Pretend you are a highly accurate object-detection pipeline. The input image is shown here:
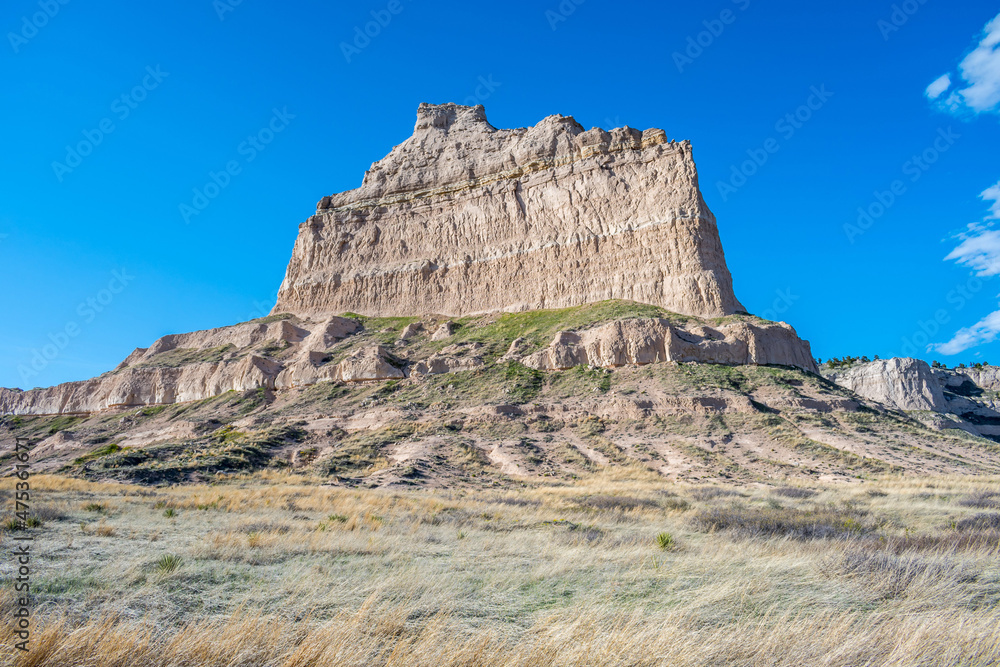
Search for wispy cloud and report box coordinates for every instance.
[931,310,1000,355]
[926,12,1000,115]
[926,74,952,100]
[931,182,1000,355]
[984,181,1000,219]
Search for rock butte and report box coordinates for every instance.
[273,103,746,320]
[1,104,822,416]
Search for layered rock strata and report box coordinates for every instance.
[523,319,818,373]
[273,103,746,320]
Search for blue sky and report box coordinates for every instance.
[2,0,999,389]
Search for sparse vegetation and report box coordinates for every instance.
[155,553,183,574]
[655,531,675,550]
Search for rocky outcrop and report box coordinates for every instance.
[411,343,485,376]
[273,103,745,320]
[523,318,818,373]
[823,358,1000,442]
[0,316,369,414]
[825,358,947,412]
[1,305,822,415]
[0,355,283,415]
[337,346,406,383]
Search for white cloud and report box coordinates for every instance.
[930,309,1000,355]
[941,183,1000,276]
[927,12,1000,115]
[932,181,1000,355]
[984,180,1000,219]
[926,74,952,100]
[944,224,1000,276]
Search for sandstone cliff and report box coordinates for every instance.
[273,103,746,320]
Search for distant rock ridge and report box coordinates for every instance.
[273,103,746,320]
[825,358,947,412]
[824,358,1000,441]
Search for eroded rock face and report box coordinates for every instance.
[273,103,745,320]
[337,346,405,383]
[411,343,485,376]
[522,318,818,373]
[825,358,947,412]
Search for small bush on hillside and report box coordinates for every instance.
[958,492,1000,510]
[576,495,659,511]
[773,487,818,499]
[689,487,744,502]
[690,503,882,539]
[956,513,1000,531]
[833,550,976,598]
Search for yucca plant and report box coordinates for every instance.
[656,532,675,551]
[155,554,183,574]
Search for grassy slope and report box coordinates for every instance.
[1,300,995,487]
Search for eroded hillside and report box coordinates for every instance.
[3,302,997,487]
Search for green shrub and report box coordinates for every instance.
[155,554,183,574]
[656,532,676,550]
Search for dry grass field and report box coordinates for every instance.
[2,470,1000,665]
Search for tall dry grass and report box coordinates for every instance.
[1,472,999,666]
[3,600,999,666]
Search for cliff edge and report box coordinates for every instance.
[273,103,746,320]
